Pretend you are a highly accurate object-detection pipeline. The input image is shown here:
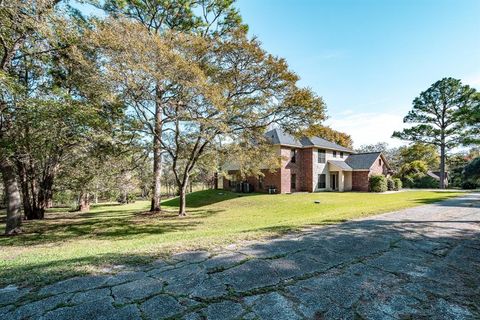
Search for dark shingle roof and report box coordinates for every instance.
[265,128,302,147]
[300,136,353,152]
[328,160,353,171]
[265,128,354,152]
[344,152,381,170]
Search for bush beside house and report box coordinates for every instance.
[369,175,388,192]
[387,178,395,191]
[393,178,402,191]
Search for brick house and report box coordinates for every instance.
[221,128,391,193]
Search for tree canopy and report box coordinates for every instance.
[392,77,479,188]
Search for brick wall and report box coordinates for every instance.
[301,148,314,192]
[280,146,307,193]
[351,171,369,191]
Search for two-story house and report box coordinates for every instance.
[222,128,391,193]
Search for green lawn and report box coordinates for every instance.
[0,190,462,287]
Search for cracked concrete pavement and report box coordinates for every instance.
[1,193,479,319]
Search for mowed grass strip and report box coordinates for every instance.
[0,190,462,287]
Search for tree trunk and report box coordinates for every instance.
[150,94,162,212]
[178,183,188,216]
[1,159,22,235]
[77,192,90,212]
[439,143,446,189]
[17,162,33,218]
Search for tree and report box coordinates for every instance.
[96,0,244,213]
[0,0,63,234]
[398,143,440,170]
[393,78,478,189]
[463,157,480,181]
[458,92,480,145]
[356,142,390,153]
[159,29,326,216]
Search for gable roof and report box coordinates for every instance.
[265,128,303,147]
[265,128,354,152]
[345,152,382,170]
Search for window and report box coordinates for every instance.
[340,152,344,158]
[258,176,264,190]
[318,149,326,163]
[317,174,326,189]
[378,158,382,166]
[333,151,337,158]
[291,149,296,163]
[291,174,296,190]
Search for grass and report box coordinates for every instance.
[0,189,463,288]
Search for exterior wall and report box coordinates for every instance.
[369,156,389,176]
[344,171,352,191]
[279,146,303,193]
[300,148,314,192]
[351,171,370,191]
[312,148,348,191]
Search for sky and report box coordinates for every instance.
[235,0,480,148]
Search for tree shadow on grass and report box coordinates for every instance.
[0,207,225,247]
[411,192,479,207]
[0,251,161,288]
[162,189,261,208]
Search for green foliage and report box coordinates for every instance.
[393,178,402,191]
[398,160,428,180]
[464,157,480,180]
[392,77,478,149]
[461,181,478,190]
[392,77,479,189]
[457,92,480,146]
[414,176,438,189]
[387,178,395,191]
[100,0,246,36]
[399,143,440,170]
[369,175,388,192]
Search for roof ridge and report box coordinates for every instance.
[351,151,382,155]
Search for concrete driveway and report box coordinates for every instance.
[2,193,479,319]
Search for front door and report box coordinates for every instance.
[330,173,337,190]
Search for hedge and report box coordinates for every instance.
[369,175,388,192]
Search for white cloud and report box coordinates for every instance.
[463,73,480,89]
[325,112,409,149]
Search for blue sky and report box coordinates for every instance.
[236,0,480,147]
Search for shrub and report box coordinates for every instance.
[462,180,478,190]
[402,176,415,188]
[393,178,402,191]
[369,175,388,192]
[387,178,395,191]
[414,175,438,188]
